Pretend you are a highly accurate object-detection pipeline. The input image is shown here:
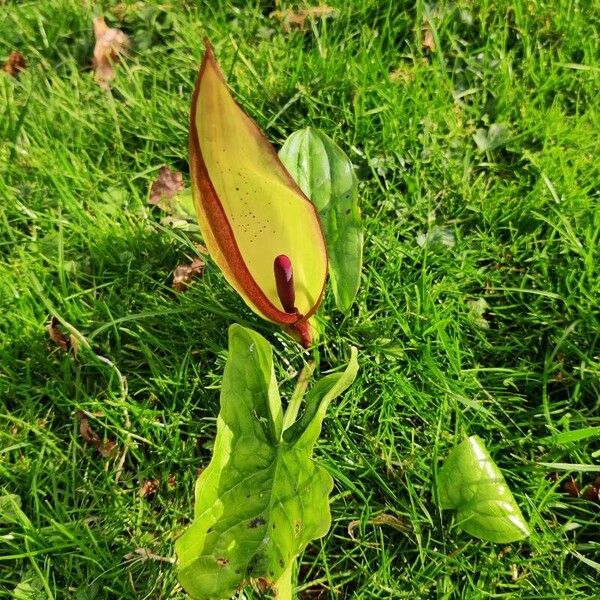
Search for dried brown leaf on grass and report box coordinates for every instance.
[172,258,204,292]
[271,5,338,32]
[563,475,600,504]
[47,316,79,354]
[299,586,328,599]
[140,479,160,498]
[253,578,271,594]
[77,411,118,457]
[167,473,176,490]
[3,51,26,77]
[93,16,131,89]
[422,26,436,52]
[149,166,185,205]
[582,477,600,503]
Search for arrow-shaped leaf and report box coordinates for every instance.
[175,325,358,599]
[438,435,530,543]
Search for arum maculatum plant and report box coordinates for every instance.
[175,40,362,599]
[174,38,533,600]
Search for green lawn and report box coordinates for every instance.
[1,0,599,598]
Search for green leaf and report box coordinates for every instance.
[438,435,530,543]
[540,426,600,445]
[538,462,600,472]
[473,122,510,152]
[13,570,48,600]
[279,127,363,314]
[0,493,30,528]
[175,324,358,599]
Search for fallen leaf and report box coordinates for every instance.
[271,6,338,32]
[77,411,118,458]
[47,316,79,354]
[511,563,519,581]
[422,25,436,52]
[581,477,600,503]
[172,258,204,292]
[92,16,131,89]
[3,50,26,77]
[299,586,328,600]
[148,166,184,206]
[563,477,580,498]
[140,479,160,498]
[148,180,200,235]
[97,439,117,458]
[348,513,411,540]
[48,316,69,351]
[466,298,491,330]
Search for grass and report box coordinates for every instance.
[1,0,599,597]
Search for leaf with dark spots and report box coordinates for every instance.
[188,42,327,347]
[172,258,204,292]
[77,411,118,458]
[175,325,358,599]
[3,51,26,77]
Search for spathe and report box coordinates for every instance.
[189,40,328,346]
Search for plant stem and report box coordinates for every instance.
[273,561,294,600]
[282,361,315,431]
